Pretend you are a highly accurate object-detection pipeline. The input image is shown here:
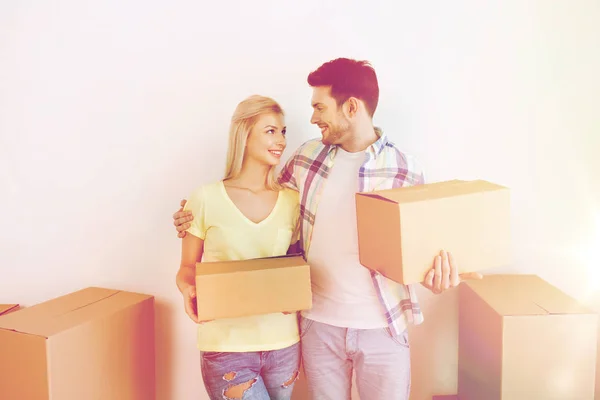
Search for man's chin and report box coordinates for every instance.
[321,135,333,145]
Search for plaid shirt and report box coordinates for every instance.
[278,127,425,336]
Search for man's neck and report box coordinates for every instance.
[339,122,379,153]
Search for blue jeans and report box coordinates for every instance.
[200,342,301,400]
[300,316,411,400]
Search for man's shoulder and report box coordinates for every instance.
[375,137,425,186]
[380,141,421,172]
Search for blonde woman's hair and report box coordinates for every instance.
[224,95,284,191]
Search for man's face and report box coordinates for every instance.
[310,86,350,145]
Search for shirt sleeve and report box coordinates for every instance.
[183,186,207,240]
[278,152,298,191]
[405,153,425,186]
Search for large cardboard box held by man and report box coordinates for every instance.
[355,179,511,285]
[196,254,312,321]
[0,304,19,316]
[0,287,155,400]
[458,274,598,400]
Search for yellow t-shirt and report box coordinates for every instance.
[183,180,301,352]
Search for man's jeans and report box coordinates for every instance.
[200,342,300,400]
[300,316,411,400]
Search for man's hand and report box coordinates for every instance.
[421,250,483,294]
[173,199,193,238]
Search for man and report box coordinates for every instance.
[173,58,482,399]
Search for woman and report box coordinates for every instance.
[176,95,301,400]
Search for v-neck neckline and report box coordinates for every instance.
[220,181,282,226]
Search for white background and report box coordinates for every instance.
[1,1,599,399]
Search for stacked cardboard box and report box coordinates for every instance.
[0,287,155,400]
[458,274,597,399]
[356,179,511,285]
[196,254,312,321]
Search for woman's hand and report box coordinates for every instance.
[182,285,199,323]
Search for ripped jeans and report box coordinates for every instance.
[200,342,300,400]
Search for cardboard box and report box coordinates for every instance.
[458,274,597,400]
[196,254,312,321]
[0,304,19,316]
[356,179,511,285]
[0,287,155,400]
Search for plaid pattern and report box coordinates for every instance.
[278,128,425,336]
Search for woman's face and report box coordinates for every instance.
[245,112,287,167]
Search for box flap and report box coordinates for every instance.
[197,255,307,276]
[358,180,506,204]
[356,180,465,203]
[464,275,593,316]
[0,287,121,337]
[0,304,19,316]
[40,290,152,338]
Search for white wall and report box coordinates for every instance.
[1,1,599,399]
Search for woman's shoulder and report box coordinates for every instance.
[278,187,300,206]
[187,181,224,203]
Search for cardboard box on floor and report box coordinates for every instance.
[0,287,155,400]
[458,274,597,400]
[0,304,19,316]
[196,254,312,321]
[356,179,511,285]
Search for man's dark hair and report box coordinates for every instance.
[307,58,379,117]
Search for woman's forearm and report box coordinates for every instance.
[176,265,195,293]
[177,234,204,293]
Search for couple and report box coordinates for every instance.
[173,58,482,400]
